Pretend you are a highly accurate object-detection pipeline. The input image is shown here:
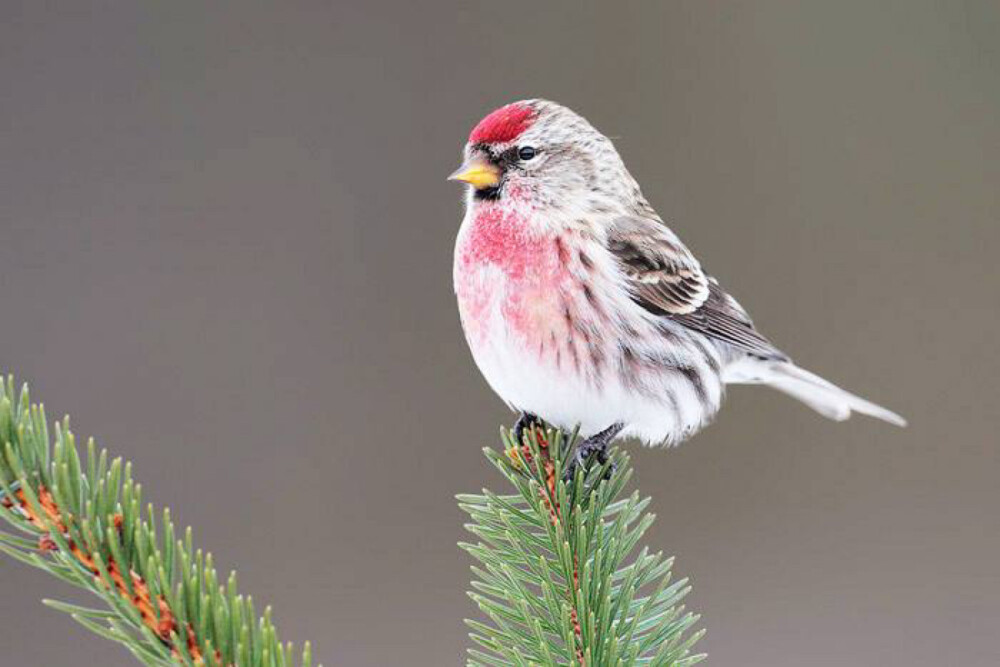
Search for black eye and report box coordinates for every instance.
[518,146,537,161]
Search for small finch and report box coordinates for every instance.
[450,100,905,472]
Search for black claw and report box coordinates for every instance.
[513,412,540,446]
[562,423,624,482]
[601,457,618,480]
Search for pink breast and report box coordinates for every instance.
[456,207,569,346]
[459,207,540,277]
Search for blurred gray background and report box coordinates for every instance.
[1,2,997,665]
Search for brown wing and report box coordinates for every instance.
[606,217,710,315]
[607,216,789,361]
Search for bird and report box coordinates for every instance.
[449,99,905,475]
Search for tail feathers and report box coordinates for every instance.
[724,360,907,427]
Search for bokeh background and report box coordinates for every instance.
[1,2,997,665]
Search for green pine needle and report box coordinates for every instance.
[0,376,318,667]
[459,426,705,667]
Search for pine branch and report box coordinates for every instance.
[0,376,317,667]
[458,426,705,666]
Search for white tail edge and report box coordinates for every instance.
[724,359,907,427]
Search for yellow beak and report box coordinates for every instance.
[448,157,501,189]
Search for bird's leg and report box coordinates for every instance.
[513,412,541,446]
[563,422,624,482]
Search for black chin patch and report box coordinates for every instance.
[473,185,501,201]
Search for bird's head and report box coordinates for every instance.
[449,100,642,219]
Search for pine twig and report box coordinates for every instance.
[459,425,705,666]
[0,376,317,667]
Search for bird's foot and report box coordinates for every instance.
[563,423,624,482]
[513,412,541,446]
